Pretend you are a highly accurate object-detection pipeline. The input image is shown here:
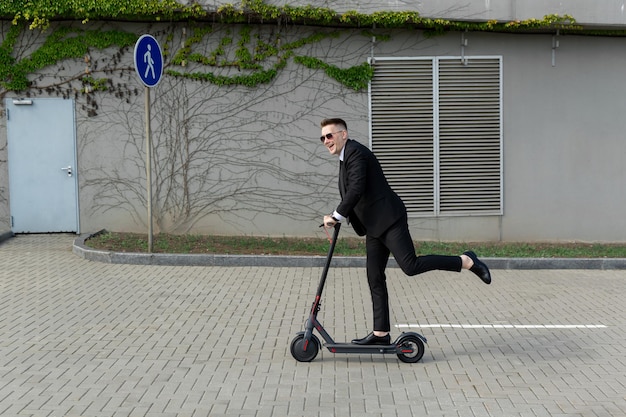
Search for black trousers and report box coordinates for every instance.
[366,216,462,332]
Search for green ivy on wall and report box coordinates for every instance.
[0,0,595,94]
[0,0,205,30]
[167,25,373,90]
[293,57,373,91]
[0,21,374,93]
[1,0,583,33]
[0,24,137,91]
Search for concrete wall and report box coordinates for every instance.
[382,31,626,242]
[1,19,625,242]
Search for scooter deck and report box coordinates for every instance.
[324,342,413,355]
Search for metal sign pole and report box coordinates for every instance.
[145,86,153,252]
[134,34,162,254]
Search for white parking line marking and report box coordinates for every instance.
[395,324,608,329]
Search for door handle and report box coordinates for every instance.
[61,166,73,177]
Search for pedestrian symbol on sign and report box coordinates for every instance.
[134,35,163,88]
[144,44,156,79]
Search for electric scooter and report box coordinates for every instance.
[290,223,427,363]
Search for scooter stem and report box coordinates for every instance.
[304,224,341,342]
[313,223,341,302]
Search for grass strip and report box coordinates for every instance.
[86,231,626,258]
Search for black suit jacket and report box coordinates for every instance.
[337,139,406,238]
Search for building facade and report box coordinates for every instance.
[1,1,625,242]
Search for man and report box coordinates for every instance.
[320,118,491,346]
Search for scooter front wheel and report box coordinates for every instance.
[290,333,320,362]
[396,333,425,363]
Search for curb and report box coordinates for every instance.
[0,230,14,245]
[72,232,626,270]
[72,232,367,267]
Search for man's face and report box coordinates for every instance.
[321,124,347,156]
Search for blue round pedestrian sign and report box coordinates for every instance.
[134,34,163,87]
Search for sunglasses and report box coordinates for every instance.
[319,130,344,143]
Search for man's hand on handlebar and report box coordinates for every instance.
[321,214,339,228]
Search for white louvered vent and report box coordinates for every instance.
[438,58,501,213]
[369,57,502,216]
[370,59,435,214]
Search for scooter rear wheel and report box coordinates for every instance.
[290,334,320,362]
[396,334,425,363]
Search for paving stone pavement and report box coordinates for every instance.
[1,234,625,417]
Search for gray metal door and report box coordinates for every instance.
[6,98,79,233]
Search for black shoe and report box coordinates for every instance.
[351,332,391,345]
[464,251,492,284]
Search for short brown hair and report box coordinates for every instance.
[320,118,347,131]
